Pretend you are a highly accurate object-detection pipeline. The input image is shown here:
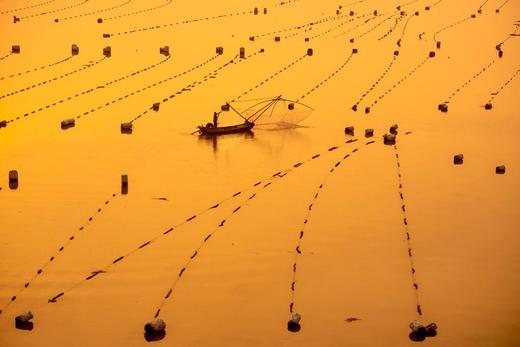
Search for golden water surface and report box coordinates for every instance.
[0,0,519,346]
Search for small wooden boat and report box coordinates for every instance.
[198,121,254,136]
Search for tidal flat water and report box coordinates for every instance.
[0,0,519,346]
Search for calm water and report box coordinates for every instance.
[1,0,519,346]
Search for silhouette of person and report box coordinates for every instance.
[213,112,219,128]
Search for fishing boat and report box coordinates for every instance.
[197,96,312,136]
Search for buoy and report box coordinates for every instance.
[304,37,309,42]
[438,103,448,113]
[436,41,441,49]
[498,50,503,58]
[263,8,267,15]
[307,48,313,56]
[496,165,506,174]
[383,133,396,145]
[336,10,340,15]
[389,124,398,135]
[275,36,281,42]
[121,174,128,194]
[409,320,437,340]
[144,319,166,342]
[471,14,476,18]
[15,312,33,330]
[351,105,358,111]
[365,106,370,114]
[103,33,111,38]
[344,126,355,135]
[429,51,436,58]
[239,47,245,59]
[373,10,378,16]
[394,50,400,56]
[365,129,374,137]
[103,46,111,58]
[453,154,464,164]
[254,7,258,15]
[485,103,492,110]
[0,120,7,128]
[97,18,103,23]
[11,45,20,54]
[216,46,224,55]
[152,103,160,111]
[54,18,59,22]
[352,48,358,54]
[349,38,355,43]
[221,104,230,111]
[410,320,426,335]
[287,313,301,332]
[425,6,430,10]
[13,16,20,23]
[160,46,170,56]
[9,170,18,190]
[71,44,79,56]
[249,36,255,41]
[400,11,405,15]
[288,103,295,110]
[60,118,75,129]
[121,122,133,134]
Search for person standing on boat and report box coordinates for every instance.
[213,112,219,128]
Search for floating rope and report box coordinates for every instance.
[306,13,369,41]
[0,0,55,15]
[71,54,218,124]
[16,0,90,21]
[495,0,510,12]
[0,56,103,100]
[378,13,406,40]
[365,51,435,114]
[54,0,132,21]
[128,50,264,125]
[289,139,370,316]
[0,54,74,81]
[0,52,12,62]
[484,67,520,107]
[105,8,254,37]
[351,12,398,42]
[296,49,357,102]
[4,54,172,126]
[352,51,399,111]
[45,138,363,303]
[397,0,420,8]
[396,11,419,47]
[433,15,474,46]
[100,0,172,22]
[392,140,423,316]
[0,192,119,315]
[334,15,377,38]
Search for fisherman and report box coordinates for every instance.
[213,112,219,128]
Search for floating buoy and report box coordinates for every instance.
[216,46,224,55]
[275,36,281,42]
[352,48,358,54]
[71,44,79,56]
[349,10,354,16]
[0,120,7,128]
[365,128,374,137]
[254,7,258,15]
[221,104,230,111]
[351,105,358,111]
[61,118,75,129]
[103,46,111,58]
[121,174,128,194]
[383,133,396,145]
[103,33,111,38]
[409,320,437,341]
[144,319,166,342]
[453,154,464,165]
[152,103,160,111]
[425,6,430,10]
[307,48,313,56]
[336,10,340,15]
[288,103,295,110]
[344,126,354,135]
[394,50,400,56]
[121,122,133,134]
[160,46,170,56]
[496,165,506,174]
[13,16,20,23]
[239,47,245,59]
[11,45,20,54]
[54,18,59,22]
[287,313,301,332]
[389,124,398,135]
[15,312,33,330]
[365,106,370,114]
[349,38,355,43]
[498,50,503,58]
[438,103,448,113]
[263,8,267,15]
[97,18,103,23]
[400,11,405,16]
[249,36,255,41]
[471,14,476,18]
[485,103,493,110]
[436,41,441,49]
[304,37,309,42]
[429,51,436,58]
[373,10,378,16]
[9,170,18,190]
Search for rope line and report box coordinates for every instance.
[397,11,419,47]
[55,0,132,21]
[0,52,12,62]
[17,0,90,21]
[0,56,102,100]
[0,0,55,15]
[4,54,171,125]
[0,54,74,81]
[392,142,423,316]
[296,49,356,102]
[485,67,520,105]
[378,13,406,40]
[0,192,119,315]
[101,0,172,22]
